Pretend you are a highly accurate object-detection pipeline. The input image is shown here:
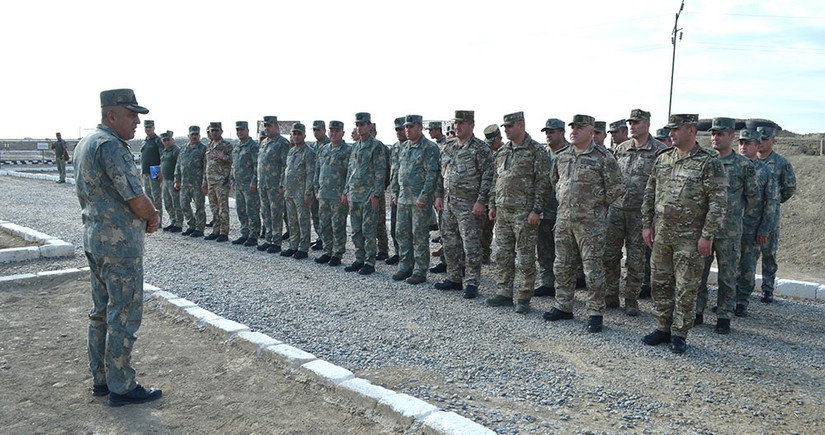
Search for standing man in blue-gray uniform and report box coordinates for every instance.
[427,120,448,273]
[230,121,260,247]
[140,119,163,222]
[309,120,330,251]
[51,132,69,183]
[343,112,386,275]
[534,118,568,298]
[257,116,291,254]
[756,126,796,304]
[159,131,182,233]
[384,117,406,266]
[175,125,207,237]
[280,122,315,259]
[75,88,162,407]
[313,120,351,266]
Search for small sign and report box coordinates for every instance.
[37,143,49,150]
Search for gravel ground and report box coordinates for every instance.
[2,173,824,434]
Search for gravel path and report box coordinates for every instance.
[2,173,824,434]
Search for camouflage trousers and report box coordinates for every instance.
[737,233,762,307]
[651,235,704,338]
[377,191,389,254]
[697,235,740,319]
[536,218,556,288]
[604,208,645,303]
[643,246,652,288]
[554,217,607,316]
[318,197,348,257]
[85,252,143,395]
[206,181,230,235]
[494,208,538,301]
[397,203,431,277]
[142,174,163,223]
[56,157,66,182]
[161,180,183,227]
[310,194,320,241]
[350,200,377,266]
[442,196,484,286]
[759,226,780,293]
[235,182,261,238]
[388,191,399,254]
[179,184,206,231]
[259,185,284,245]
[285,196,311,252]
[481,212,494,263]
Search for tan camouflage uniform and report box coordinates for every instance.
[205,137,233,236]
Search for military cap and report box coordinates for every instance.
[263,116,278,125]
[393,117,405,130]
[208,122,222,131]
[235,121,249,130]
[188,125,200,134]
[427,121,443,130]
[483,124,501,141]
[709,117,736,131]
[143,120,155,128]
[654,127,670,139]
[329,120,344,130]
[608,120,627,132]
[738,129,759,142]
[594,121,606,133]
[291,122,306,133]
[160,131,173,139]
[541,118,565,132]
[627,109,651,121]
[452,110,474,122]
[312,120,326,130]
[568,114,595,127]
[757,126,776,140]
[100,88,149,114]
[665,114,699,128]
[355,112,371,124]
[501,111,524,127]
[404,115,424,127]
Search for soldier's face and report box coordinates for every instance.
[188,133,200,144]
[405,124,423,142]
[264,123,277,137]
[739,140,757,158]
[610,128,628,144]
[291,131,305,145]
[329,128,344,144]
[758,138,774,154]
[711,129,734,152]
[669,124,695,148]
[313,128,326,142]
[162,137,174,148]
[594,131,607,144]
[454,120,473,141]
[356,122,371,139]
[545,129,564,147]
[395,127,406,142]
[428,128,442,140]
[210,129,222,140]
[629,119,649,139]
[237,128,250,141]
[570,125,593,147]
[108,107,141,141]
[503,121,524,141]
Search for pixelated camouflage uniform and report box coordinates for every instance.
[345,135,386,267]
[258,135,290,245]
[205,138,233,235]
[231,137,260,238]
[282,143,316,252]
[756,151,796,294]
[537,141,569,288]
[308,137,329,239]
[175,141,207,231]
[377,143,391,254]
[160,144,183,227]
[737,158,779,306]
[140,134,163,222]
[388,141,401,255]
[314,141,351,258]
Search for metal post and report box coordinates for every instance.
[668,0,685,118]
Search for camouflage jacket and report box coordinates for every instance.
[715,151,758,239]
[743,158,780,236]
[345,135,386,202]
[641,144,727,242]
[314,141,351,200]
[140,135,162,175]
[231,138,259,186]
[258,135,290,188]
[392,135,440,206]
[309,137,330,154]
[551,142,622,222]
[159,145,180,180]
[174,141,207,186]
[611,135,668,210]
[436,135,494,205]
[283,143,316,199]
[205,139,233,186]
[490,133,551,213]
[542,141,569,220]
[74,124,146,257]
[758,151,796,204]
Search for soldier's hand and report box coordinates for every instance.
[392,196,398,206]
[146,210,160,234]
[415,199,426,208]
[756,235,768,246]
[643,228,654,247]
[527,211,540,225]
[174,182,181,190]
[488,208,496,221]
[698,237,713,257]
[370,197,380,210]
[157,174,163,182]
[201,184,208,194]
[250,183,257,193]
[304,197,311,207]
[341,194,349,206]
[434,198,443,212]
[471,202,485,216]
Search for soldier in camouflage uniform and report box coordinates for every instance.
[230,121,260,247]
[756,126,796,303]
[608,119,628,149]
[736,129,779,317]
[427,120,448,273]
[603,109,667,316]
[384,117,406,266]
[174,125,207,237]
[313,120,351,266]
[391,115,440,285]
[343,112,386,275]
[203,122,233,242]
[486,112,551,314]
[655,128,672,148]
[593,121,607,147]
[432,110,493,299]
[641,114,727,354]
[695,118,757,334]
[309,120,330,250]
[376,124,392,262]
[140,120,163,223]
[280,123,315,259]
[51,132,69,183]
[543,115,622,332]
[534,118,568,298]
[257,116,291,253]
[75,88,162,406]
[159,131,182,232]
[480,124,504,265]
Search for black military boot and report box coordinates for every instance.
[715,318,731,335]
[761,291,774,304]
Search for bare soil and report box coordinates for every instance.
[0,230,39,249]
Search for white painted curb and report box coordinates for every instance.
[0,220,74,263]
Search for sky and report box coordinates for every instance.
[2,0,824,143]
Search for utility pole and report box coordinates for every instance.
[668,0,685,118]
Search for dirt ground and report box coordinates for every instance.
[0,274,394,435]
[0,231,39,249]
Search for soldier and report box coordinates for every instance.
[313,120,351,266]
[202,122,233,242]
[694,118,757,334]
[427,120,448,273]
[280,123,315,259]
[480,124,503,265]
[174,125,207,237]
[433,110,494,299]
[486,112,551,314]
[75,88,162,406]
[594,121,607,147]
[603,109,667,316]
[641,114,727,354]
[343,112,386,275]
[608,119,628,148]
[159,131,182,233]
[427,121,447,147]
[534,118,568,298]
[736,129,779,317]
[140,120,163,223]
[51,132,69,183]
[391,115,440,285]
[655,127,672,148]
[543,115,622,332]
[309,120,330,251]
[372,121,391,262]
[384,117,406,266]
[756,126,796,303]
[230,121,261,247]
[257,116,291,253]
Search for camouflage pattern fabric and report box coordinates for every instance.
[494,208,538,300]
[314,141,351,256]
[175,142,207,231]
[258,135,290,244]
[52,138,68,181]
[205,139,233,235]
[346,135,387,266]
[232,138,260,238]
[757,151,796,293]
[283,144,316,251]
[377,143,391,254]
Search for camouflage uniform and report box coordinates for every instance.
[377,142,392,255]
[552,140,622,316]
[175,139,207,231]
[283,142,316,252]
[160,142,183,228]
[696,151,757,319]
[537,141,569,289]
[345,132,386,267]
[604,135,667,306]
[258,134,291,247]
[388,140,402,256]
[140,132,163,222]
[756,149,796,294]
[737,158,779,306]
[205,135,233,236]
[392,132,440,278]
[231,136,260,239]
[51,138,68,182]
[308,136,330,239]
[314,140,351,258]
[642,142,727,338]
